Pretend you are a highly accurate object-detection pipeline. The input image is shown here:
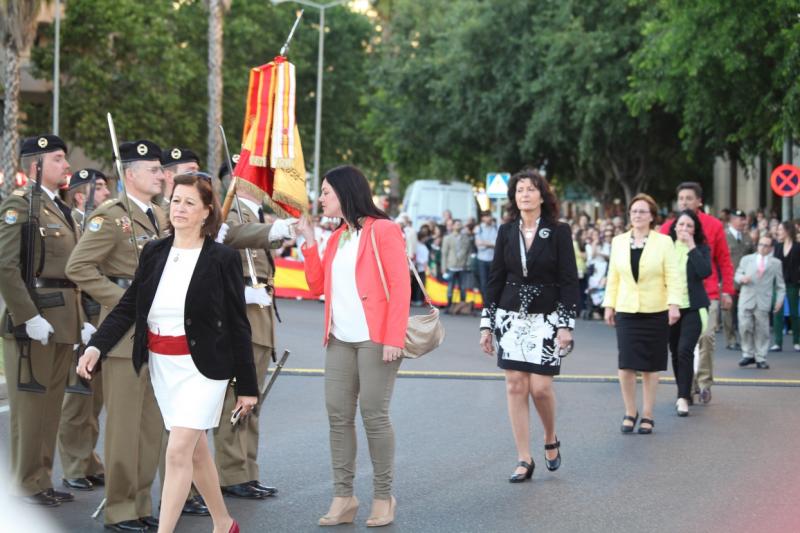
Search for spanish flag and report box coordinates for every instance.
[229,56,307,218]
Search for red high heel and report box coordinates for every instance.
[229,520,240,533]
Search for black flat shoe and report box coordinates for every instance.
[638,418,655,434]
[181,495,210,516]
[620,412,638,434]
[22,491,60,507]
[222,482,269,499]
[63,477,93,491]
[105,520,147,532]
[544,439,561,471]
[509,459,534,483]
[87,473,106,486]
[46,488,74,502]
[139,515,159,529]
[249,480,278,496]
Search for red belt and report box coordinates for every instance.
[147,331,190,355]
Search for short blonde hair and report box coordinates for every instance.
[628,193,658,229]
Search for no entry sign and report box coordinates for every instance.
[771,164,800,197]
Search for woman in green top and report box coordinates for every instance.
[668,210,712,417]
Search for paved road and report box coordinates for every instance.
[2,299,800,532]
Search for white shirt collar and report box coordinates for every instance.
[728,226,740,239]
[40,186,57,201]
[126,193,153,214]
[238,197,261,217]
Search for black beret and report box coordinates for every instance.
[218,153,241,179]
[731,209,746,218]
[119,140,161,163]
[161,147,200,167]
[20,134,68,157]
[69,168,107,190]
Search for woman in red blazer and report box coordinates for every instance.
[298,165,410,528]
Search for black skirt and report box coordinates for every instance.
[616,311,669,372]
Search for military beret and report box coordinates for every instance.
[161,147,200,167]
[119,140,161,163]
[218,153,241,179]
[20,134,68,157]
[69,168,107,190]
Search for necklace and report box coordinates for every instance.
[519,217,540,240]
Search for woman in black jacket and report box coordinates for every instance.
[478,169,579,482]
[771,221,800,351]
[669,210,712,416]
[78,173,255,533]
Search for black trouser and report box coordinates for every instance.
[669,308,703,400]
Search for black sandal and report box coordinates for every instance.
[620,412,638,434]
[544,439,561,471]
[638,418,655,434]
[509,459,534,483]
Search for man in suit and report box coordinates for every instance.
[66,140,168,532]
[735,236,785,369]
[0,135,93,506]
[441,219,472,311]
[723,209,755,350]
[58,168,110,492]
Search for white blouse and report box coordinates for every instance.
[147,247,202,336]
[330,230,370,343]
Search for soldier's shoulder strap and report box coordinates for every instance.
[92,197,126,216]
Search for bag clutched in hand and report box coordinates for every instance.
[371,228,445,358]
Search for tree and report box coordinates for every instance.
[1,0,45,195]
[206,0,228,175]
[627,0,800,162]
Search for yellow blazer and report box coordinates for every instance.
[602,230,684,313]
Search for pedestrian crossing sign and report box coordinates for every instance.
[486,172,510,199]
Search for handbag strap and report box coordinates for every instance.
[371,226,433,306]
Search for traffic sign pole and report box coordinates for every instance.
[784,134,794,220]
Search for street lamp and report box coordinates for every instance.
[271,0,348,215]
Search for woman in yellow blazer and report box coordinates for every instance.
[602,193,683,434]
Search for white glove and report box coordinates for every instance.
[216,222,230,243]
[268,218,298,241]
[244,286,272,307]
[25,314,55,345]
[81,322,97,345]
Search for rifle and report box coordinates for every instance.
[15,157,46,393]
[233,350,290,429]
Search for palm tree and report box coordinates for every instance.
[206,0,231,179]
[0,0,44,196]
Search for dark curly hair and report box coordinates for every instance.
[506,169,558,223]
[668,209,706,246]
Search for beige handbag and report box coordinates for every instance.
[371,228,445,358]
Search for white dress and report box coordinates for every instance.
[147,246,228,431]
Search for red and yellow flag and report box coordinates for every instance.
[230,56,307,218]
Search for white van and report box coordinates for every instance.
[402,180,478,230]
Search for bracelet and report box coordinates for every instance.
[480,330,492,337]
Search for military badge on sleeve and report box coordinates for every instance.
[119,216,132,233]
[4,209,18,224]
[88,216,104,232]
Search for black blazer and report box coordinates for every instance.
[774,241,800,284]
[89,235,258,396]
[682,244,712,310]
[484,218,579,326]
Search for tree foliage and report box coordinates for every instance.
[29,0,376,176]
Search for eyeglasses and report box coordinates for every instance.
[758,243,772,247]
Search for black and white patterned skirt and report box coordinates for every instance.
[493,308,561,375]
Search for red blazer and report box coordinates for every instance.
[302,217,411,348]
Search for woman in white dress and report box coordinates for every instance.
[78,173,257,533]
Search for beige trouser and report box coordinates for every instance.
[214,343,271,486]
[58,370,105,479]
[102,358,164,525]
[325,336,401,500]
[4,339,72,496]
[721,295,739,347]
[739,307,771,362]
[695,299,719,391]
